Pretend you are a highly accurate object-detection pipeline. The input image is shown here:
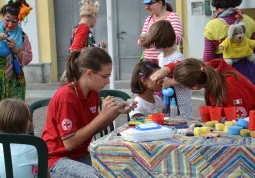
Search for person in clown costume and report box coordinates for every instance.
[0,0,32,101]
[203,0,255,85]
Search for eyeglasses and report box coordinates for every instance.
[93,70,111,80]
[144,1,158,6]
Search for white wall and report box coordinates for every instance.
[5,0,40,63]
[187,0,255,59]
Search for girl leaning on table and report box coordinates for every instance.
[142,20,192,120]
[42,47,136,178]
[151,58,255,118]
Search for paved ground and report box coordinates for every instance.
[26,82,205,137]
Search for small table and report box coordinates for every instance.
[89,124,255,178]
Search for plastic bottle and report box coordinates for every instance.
[170,98,178,119]
[162,88,174,117]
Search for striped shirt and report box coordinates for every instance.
[203,14,255,61]
[138,13,182,63]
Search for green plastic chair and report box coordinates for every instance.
[97,89,131,139]
[29,98,51,136]
[0,134,48,178]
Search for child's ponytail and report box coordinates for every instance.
[202,65,226,106]
[173,58,227,107]
[66,50,81,82]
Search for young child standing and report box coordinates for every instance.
[142,20,192,120]
[129,61,165,119]
[0,99,49,178]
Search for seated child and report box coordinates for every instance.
[129,61,165,119]
[0,99,50,178]
[143,20,192,120]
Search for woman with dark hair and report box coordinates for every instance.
[138,0,182,64]
[0,0,32,100]
[203,0,255,85]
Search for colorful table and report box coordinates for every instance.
[89,124,255,178]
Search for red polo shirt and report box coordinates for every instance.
[166,59,255,117]
[206,59,255,117]
[41,82,99,168]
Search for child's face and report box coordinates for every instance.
[142,69,163,92]
[85,63,112,92]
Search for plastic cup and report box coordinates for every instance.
[148,115,153,120]
[210,107,222,123]
[249,111,255,131]
[152,113,164,125]
[200,106,212,123]
[224,107,237,121]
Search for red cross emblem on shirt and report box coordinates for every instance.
[62,119,72,131]
[236,107,247,117]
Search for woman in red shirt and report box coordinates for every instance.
[151,58,255,117]
[42,47,136,178]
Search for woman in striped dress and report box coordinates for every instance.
[203,0,255,85]
[138,0,182,64]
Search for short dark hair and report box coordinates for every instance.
[0,99,30,134]
[65,47,112,83]
[131,61,160,94]
[211,0,242,8]
[143,20,176,49]
[0,0,30,17]
[154,0,173,12]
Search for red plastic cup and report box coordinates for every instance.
[152,113,164,125]
[210,107,222,123]
[249,110,255,131]
[200,106,212,123]
[224,107,237,121]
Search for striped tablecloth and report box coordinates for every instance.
[89,124,255,178]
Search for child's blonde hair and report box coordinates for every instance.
[79,0,99,17]
[0,99,30,134]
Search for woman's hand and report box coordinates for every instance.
[163,78,179,88]
[7,37,19,52]
[100,40,107,49]
[150,66,171,84]
[0,33,8,41]
[140,33,147,43]
[100,96,120,119]
[117,99,137,114]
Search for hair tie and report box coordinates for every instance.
[138,73,147,78]
[201,66,205,72]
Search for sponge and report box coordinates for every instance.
[228,126,242,135]
[250,131,255,138]
[237,119,249,129]
[194,127,201,136]
[215,123,224,131]
[224,126,229,133]
[225,121,235,126]
[240,129,251,137]
[206,121,219,127]
[194,127,210,136]
[200,127,211,134]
